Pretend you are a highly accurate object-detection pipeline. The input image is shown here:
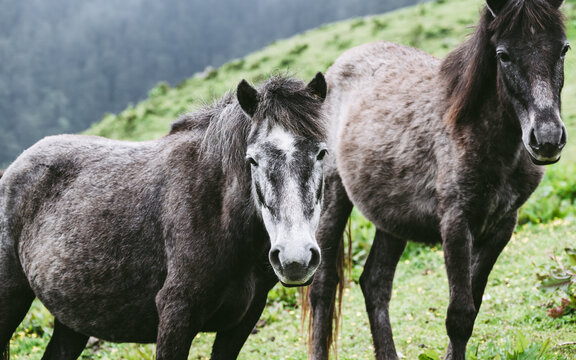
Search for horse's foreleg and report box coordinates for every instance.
[308,172,352,360]
[471,214,516,313]
[40,319,88,360]
[155,283,203,360]
[360,230,406,360]
[441,213,476,360]
[210,283,272,360]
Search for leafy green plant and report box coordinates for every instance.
[19,300,53,338]
[535,248,576,318]
[267,283,299,309]
[419,349,441,360]
[465,333,552,360]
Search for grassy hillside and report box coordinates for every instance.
[86,0,576,150]
[86,0,576,226]
[11,0,576,359]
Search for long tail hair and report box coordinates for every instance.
[1,169,7,360]
[302,217,352,359]
[1,345,9,360]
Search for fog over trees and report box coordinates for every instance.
[0,0,423,166]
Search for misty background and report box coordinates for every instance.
[0,0,423,167]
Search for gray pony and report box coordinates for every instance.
[0,73,328,360]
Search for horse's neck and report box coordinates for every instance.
[451,101,524,170]
[220,173,267,245]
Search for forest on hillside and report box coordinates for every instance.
[0,0,423,167]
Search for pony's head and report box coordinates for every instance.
[237,73,327,286]
[488,0,568,164]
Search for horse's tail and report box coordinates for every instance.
[1,170,8,360]
[302,217,352,359]
[1,344,9,360]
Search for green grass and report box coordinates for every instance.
[10,221,576,359]
[10,0,576,358]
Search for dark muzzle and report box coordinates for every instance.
[527,117,567,165]
[269,243,321,286]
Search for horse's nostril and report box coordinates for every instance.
[309,247,321,269]
[560,127,567,148]
[529,128,539,150]
[269,248,281,269]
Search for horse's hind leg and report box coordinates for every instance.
[40,319,89,360]
[360,230,406,360]
[308,171,353,360]
[0,247,35,360]
[0,290,34,360]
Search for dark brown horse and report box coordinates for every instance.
[0,73,328,359]
[308,0,568,359]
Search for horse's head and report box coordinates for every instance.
[488,0,568,164]
[237,73,327,286]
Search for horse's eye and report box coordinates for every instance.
[316,149,328,161]
[496,50,511,63]
[247,157,258,167]
[561,44,571,58]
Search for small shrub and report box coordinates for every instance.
[371,18,389,35]
[424,27,452,39]
[535,248,576,319]
[223,59,245,71]
[408,24,425,47]
[148,82,170,98]
[279,57,295,67]
[337,39,353,50]
[288,43,309,56]
[349,18,366,30]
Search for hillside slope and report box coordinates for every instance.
[86,0,576,225]
[86,0,576,154]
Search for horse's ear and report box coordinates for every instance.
[237,79,259,117]
[307,72,327,101]
[548,0,564,9]
[486,0,509,17]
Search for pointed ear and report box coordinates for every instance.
[486,0,509,17]
[548,0,564,9]
[237,79,259,117]
[307,72,327,101]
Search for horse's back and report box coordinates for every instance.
[1,134,161,232]
[326,42,448,242]
[326,42,441,103]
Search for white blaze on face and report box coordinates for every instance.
[260,125,315,242]
[267,126,297,159]
[532,78,555,110]
[248,123,323,284]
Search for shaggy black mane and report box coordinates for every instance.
[441,0,565,125]
[169,75,326,174]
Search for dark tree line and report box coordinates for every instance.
[0,0,423,167]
